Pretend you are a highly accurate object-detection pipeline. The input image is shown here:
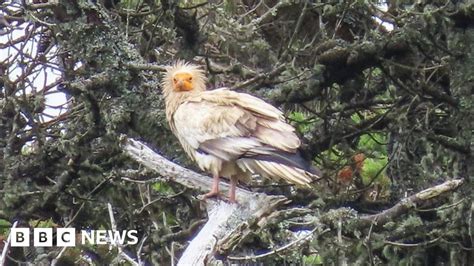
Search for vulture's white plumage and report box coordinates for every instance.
[162,61,320,202]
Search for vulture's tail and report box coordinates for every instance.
[237,148,321,186]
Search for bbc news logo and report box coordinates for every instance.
[10,228,138,247]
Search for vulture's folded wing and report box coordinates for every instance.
[173,100,260,159]
[172,88,319,184]
[173,88,300,151]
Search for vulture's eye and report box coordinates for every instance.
[173,78,177,83]
[188,77,192,81]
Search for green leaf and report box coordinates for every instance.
[303,254,323,265]
[358,133,387,155]
[29,218,55,228]
[288,111,314,133]
[0,219,12,235]
[152,182,175,194]
[360,157,388,185]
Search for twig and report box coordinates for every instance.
[469,201,473,248]
[107,203,118,231]
[136,235,148,266]
[125,63,166,72]
[182,1,209,10]
[135,190,185,214]
[384,236,442,247]
[1,221,18,266]
[416,198,465,212]
[51,246,68,266]
[228,227,328,261]
[232,64,286,90]
[281,1,308,59]
[107,203,140,266]
[337,217,348,266]
[27,12,56,26]
[364,221,375,266]
[161,219,206,242]
[249,2,292,26]
[67,72,111,92]
[27,2,59,10]
[238,0,264,23]
[165,244,175,265]
[121,177,153,184]
[359,179,464,226]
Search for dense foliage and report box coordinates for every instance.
[0,0,472,264]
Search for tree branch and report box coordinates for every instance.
[121,136,289,265]
[107,203,140,266]
[359,179,464,226]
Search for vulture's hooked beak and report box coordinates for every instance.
[176,80,185,90]
[173,73,194,91]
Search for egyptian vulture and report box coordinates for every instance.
[162,61,321,202]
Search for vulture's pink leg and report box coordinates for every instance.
[203,174,220,198]
[228,177,238,203]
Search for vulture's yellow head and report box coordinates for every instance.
[162,61,207,96]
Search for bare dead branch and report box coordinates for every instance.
[107,203,140,266]
[359,179,464,226]
[121,136,289,265]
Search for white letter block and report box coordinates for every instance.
[57,228,76,247]
[11,228,30,247]
[34,228,53,247]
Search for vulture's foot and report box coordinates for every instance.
[201,191,238,204]
[202,190,221,199]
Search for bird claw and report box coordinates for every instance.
[200,191,238,204]
[202,190,221,199]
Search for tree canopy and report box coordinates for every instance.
[0,0,472,265]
